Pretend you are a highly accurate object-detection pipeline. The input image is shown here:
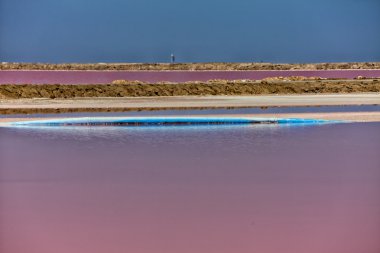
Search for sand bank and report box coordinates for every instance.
[1,79,379,99]
[2,62,380,71]
[1,112,380,124]
[0,94,379,115]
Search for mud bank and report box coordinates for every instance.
[1,79,379,99]
[1,62,380,71]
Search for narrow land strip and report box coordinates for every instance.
[2,62,380,71]
[1,79,379,99]
[0,94,379,116]
[1,94,379,109]
[1,112,380,124]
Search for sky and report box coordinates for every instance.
[0,0,379,63]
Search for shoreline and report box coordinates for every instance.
[2,62,380,70]
[1,79,379,99]
[1,112,380,123]
[0,94,379,115]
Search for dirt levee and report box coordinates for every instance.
[2,62,380,71]
[1,79,379,99]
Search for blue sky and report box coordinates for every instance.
[0,0,379,63]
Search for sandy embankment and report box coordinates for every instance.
[1,79,380,99]
[1,112,380,124]
[2,62,380,70]
[0,94,379,119]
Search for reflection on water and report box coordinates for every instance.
[1,122,380,253]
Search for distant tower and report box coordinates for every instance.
[170,53,175,63]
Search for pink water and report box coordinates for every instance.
[1,70,380,84]
[1,120,380,253]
